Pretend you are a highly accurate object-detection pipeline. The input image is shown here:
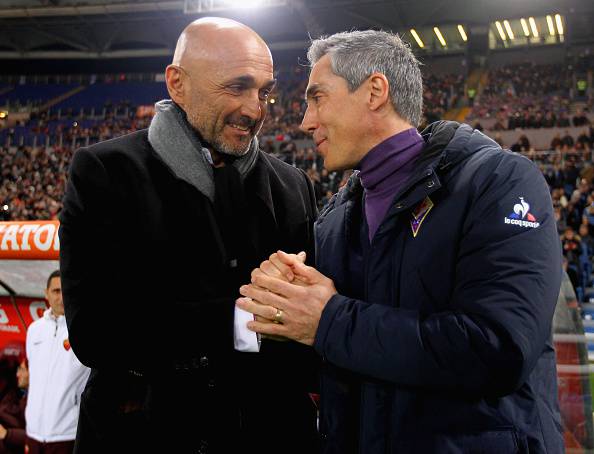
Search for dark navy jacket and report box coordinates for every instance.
[313,121,563,454]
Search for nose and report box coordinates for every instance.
[240,90,263,121]
[300,104,318,135]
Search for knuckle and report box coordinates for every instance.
[295,287,307,299]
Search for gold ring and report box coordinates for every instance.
[274,308,284,324]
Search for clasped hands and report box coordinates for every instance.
[236,251,337,346]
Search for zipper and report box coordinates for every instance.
[39,317,58,441]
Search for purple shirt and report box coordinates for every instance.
[358,128,425,242]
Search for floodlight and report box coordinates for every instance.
[503,20,514,40]
[528,17,538,38]
[546,15,555,36]
[184,0,285,14]
[223,0,264,7]
[555,14,564,35]
[520,18,530,37]
[457,25,468,42]
[410,29,424,48]
[502,20,514,40]
[433,27,446,47]
[495,21,507,41]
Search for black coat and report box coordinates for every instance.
[313,122,563,453]
[59,130,320,454]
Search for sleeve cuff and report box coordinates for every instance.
[313,293,345,357]
[234,304,260,353]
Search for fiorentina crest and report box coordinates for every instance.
[410,196,434,238]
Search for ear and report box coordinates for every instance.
[165,64,186,106]
[367,73,390,111]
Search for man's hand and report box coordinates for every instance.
[257,251,307,284]
[0,424,7,440]
[249,251,307,323]
[236,251,337,346]
[246,251,306,342]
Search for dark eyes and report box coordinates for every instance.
[227,84,244,94]
[227,85,273,102]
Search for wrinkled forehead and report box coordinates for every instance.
[305,55,339,97]
[193,35,273,82]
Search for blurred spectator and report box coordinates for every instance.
[563,256,580,293]
[510,135,530,152]
[0,357,25,454]
[561,226,582,268]
[579,224,594,258]
[577,129,592,148]
[557,112,571,128]
[573,109,590,127]
[561,131,575,148]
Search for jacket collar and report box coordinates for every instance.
[316,121,478,228]
[43,308,65,324]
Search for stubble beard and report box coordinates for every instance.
[186,107,254,157]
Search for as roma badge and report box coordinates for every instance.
[63,339,71,351]
[410,196,434,238]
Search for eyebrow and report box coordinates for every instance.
[305,83,323,100]
[224,75,277,90]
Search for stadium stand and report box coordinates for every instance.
[50,82,168,114]
[0,83,80,109]
[0,63,593,218]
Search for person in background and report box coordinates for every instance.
[25,270,90,454]
[579,223,594,258]
[0,356,25,454]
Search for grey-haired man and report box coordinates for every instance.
[238,30,563,454]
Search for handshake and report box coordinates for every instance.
[236,251,337,346]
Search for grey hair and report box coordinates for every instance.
[307,30,423,127]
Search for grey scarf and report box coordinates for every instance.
[148,99,259,203]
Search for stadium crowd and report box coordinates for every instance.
[469,62,592,130]
[1,63,594,300]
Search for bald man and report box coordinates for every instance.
[59,18,319,454]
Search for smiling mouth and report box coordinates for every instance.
[228,123,251,132]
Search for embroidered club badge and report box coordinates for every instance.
[410,196,434,238]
